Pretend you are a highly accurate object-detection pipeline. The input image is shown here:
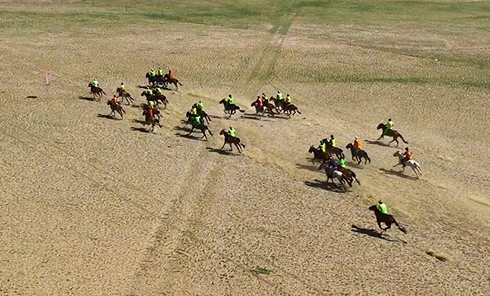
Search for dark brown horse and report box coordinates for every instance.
[142,107,162,133]
[186,111,211,125]
[308,146,332,164]
[368,205,407,234]
[116,87,134,105]
[107,100,125,119]
[188,122,213,140]
[269,97,285,111]
[88,84,106,101]
[326,145,345,159]
[318,162,352,190]
[219,99,245,117]
[336,167,361,186]
[163,74,183,90]
[251,101,275,116]
[219,129,246,154]
[283,104,302,116]
[376,123,409,146]
[141,91,168,108]
[346,143,371,164]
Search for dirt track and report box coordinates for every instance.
[1,3,490,295]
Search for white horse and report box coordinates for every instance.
[319,163,352,190]
[393,151,422,178]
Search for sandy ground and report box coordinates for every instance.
[1,4,490,296]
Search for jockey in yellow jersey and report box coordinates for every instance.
[384,118,394,135]
[228,127,236,137]
[377,201,388,214]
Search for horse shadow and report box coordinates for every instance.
[304,179,345,193]
[130,104,145,109]
[26,95,38,99]
[379,168,417,180]
[365,139,391,147]
[79,96,95,101]
[137,85,149,89]
[241,113,273,121]
[130,127,151,133]
[206,147,240,156]
[351,225,395,242]
[132,119,148,125]
[296,163,320,172]
[346,160,365,169]
[208,114,223,119]
[173,125,191,132]
[174,132,203,140]
[97,114,119,120]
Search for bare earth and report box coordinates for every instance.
[1,1,490,295]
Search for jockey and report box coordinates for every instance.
[111,95,119,105]
[261,93,268,100]
[377,201,388,214]
[157,68,164,77]
[197,101,204,111]
[354,137,362,149]
[168,70,174,79]
[228,127,236,137]
[329,158,340,171]
[120,83,126,93]
[286,94,292,104]
[384,118,394,135]
[148,100,156,109]
[339,156,346,168]
[329,135,337,147]
[190,105,198,116]
[147,89,153,96]
[92,78,99,88]
[227,94,234,105]
[155,87,162,95]
[149,69,156,77]
[192,115,201,125]
[257,96,263,107]
[276,91,283,101]
[319,141,327,153]
[402,147,412,167]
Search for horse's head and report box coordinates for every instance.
[141,91,146,96]
[88,83,93,88]
[219,99,226,104]
[185,111,191,118]
[106,100,111,105]
[308,146,315,153]
[251,102,255,107]
[145,72,150,78]
[346,143,353,149]
[393,151,402,157]
[376,123,385,130]
[368,205,377,212]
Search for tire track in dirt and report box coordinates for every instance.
[240,0,299,95]
[127,147,221,295]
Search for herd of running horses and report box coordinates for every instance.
[86,71,420,235]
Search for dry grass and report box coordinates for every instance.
[1,0,490,295]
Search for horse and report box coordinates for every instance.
[308,146,332,164]
[186,111,211,125]
[251,101,275,116]
[283,104,302,116]
[145,73,165,87]
[318,162,352,190]
[188,122,213,140]
[346,143,371,165]
[142,107,163,133]
[141,91,167,108]
[376,123,409,146]
[219,99,245,117]
[163,74,183,90]
[116,87,134,105]
[337,167,361,186]
[219,129,246,154]
[326,145,345,159]
[107,100,125,119]
[88,84,106,101]
[368,205,407,234]
[269,97,285,111]
[393,151,422,178]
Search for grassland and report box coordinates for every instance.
[1,0,490,295]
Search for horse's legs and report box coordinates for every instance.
[188,126,194,135]
[377,134,384,141]
[229,142,233,151]
[220,140,227,150]
[235,143,242,153]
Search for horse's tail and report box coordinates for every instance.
[351,171,361,186]
[178,81,183,86]
[399,133,409,144]
[393,218,407,234]
[239,108,245,113]
[240,143,246,149]
[207,127,213,136]
[365,153,371,163]
[296,109,302,114]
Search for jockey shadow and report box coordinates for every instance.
[351,225,396,242]
[173,125,191,132]
[79,96,95,101]
[206,147,240,156]
[97,114,119,120]
[132,119,148,125]
[365,139,391,147]
[137,85,149,89]
[304,179,346,193]
[241,113,272,121]
[379,168,418,180]
[130,103,145,109]
[296,163,321,172]
[26,95,37,99]
[346,161,365,169]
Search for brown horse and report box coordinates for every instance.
[219,99,245,117]
[142,107,163,133]
[186,111,211,125]
[283,104,302,116]
[368,205,407,234]
[326,145,345,159]
[318,162,352,190]
[188,122,213,140]
[116,87,134,105]
[219,129,246,153]
[163,74,183,90]
[336,167,361,186]
[141,91,168,108]
[346,143,371,165]
[269,97,285,111]
[251,101,275,116]
[376,123,409,146]
[308,146,332,164]
[107,100,125,119]
[88,84,106,101]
